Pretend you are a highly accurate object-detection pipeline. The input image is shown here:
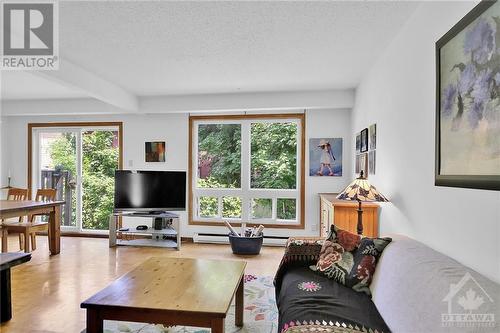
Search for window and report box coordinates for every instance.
[189,114,304,228]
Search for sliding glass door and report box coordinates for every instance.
[81,129,119,231]
[31,125,121,233]
[36,129,79,228]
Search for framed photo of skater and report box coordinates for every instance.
[309,138,343,177]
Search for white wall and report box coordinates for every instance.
[352,1,500,283]
[306,109,352,233]
[0,107,351,238]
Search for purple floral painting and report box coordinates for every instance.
[438,1,500,186]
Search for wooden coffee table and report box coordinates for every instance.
[81,257,246,333]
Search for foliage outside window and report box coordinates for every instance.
[191,115,304,226]
[47,131,119,230]
[250,123,297,189]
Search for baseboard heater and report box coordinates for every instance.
[193,233,288,246]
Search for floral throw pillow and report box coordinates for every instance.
[311,226,391,295]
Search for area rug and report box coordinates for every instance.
[98,275,278,333]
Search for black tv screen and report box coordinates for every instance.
[114,170,186,211]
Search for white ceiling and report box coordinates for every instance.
[1,71,87,100]
[1,1,419,100]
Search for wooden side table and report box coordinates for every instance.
[319,193,379,237]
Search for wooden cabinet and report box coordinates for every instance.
[319,193,379,238]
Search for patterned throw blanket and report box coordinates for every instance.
[275,237,390,333]
[283,322,376,333]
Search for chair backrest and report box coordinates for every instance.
[7,188,29,201]
[35,188,57,202]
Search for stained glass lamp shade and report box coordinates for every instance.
[336,171,388,235]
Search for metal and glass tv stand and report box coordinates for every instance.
[109,211,181,250]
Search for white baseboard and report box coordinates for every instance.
[193,233,287,246]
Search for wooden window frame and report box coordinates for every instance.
[188,114,305,229]
[27,122,123,195]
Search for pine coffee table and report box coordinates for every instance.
[81,257,246,333]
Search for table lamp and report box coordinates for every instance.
[336,170,388,235]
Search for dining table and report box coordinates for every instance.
[0,200,65,255]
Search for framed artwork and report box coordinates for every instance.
[360,128,368,153]
[368,150,376,175]
[436,0,500,190]
[358,153,368,177]
[355,154,360,174]
[309,138,343,176]
[355,133,361,153]
[145,141,166,162]
[369,123,377,150]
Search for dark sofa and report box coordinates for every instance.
[274,235,500,333]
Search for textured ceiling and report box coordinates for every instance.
[2,1,419,99]
[1,71,87,100]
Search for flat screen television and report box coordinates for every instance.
[114,170,186,212]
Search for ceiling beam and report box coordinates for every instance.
[1,89,354,116]
[33,58,138,111]
[140,90,355,114]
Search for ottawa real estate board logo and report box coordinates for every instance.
[442,272,496,329]
[1,1,59,70]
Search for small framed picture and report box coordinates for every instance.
[355,154,360,174]
[355,133,361,153]
[360,128,368,152]
[368,150,376,175]
[369,123,376,150]
[359,153,368,177]
[145,141,166,162]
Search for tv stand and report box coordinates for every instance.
[109,211,181,250]
[146,210,166,215]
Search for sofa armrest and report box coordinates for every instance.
[273,237,324,295]
[281,237,324,263]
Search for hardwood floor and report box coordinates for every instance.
[0,235,284,333]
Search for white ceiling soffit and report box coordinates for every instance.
[0,89,355,116]
[0,71,86,100]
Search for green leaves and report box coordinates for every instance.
[250,122,297,189]
[198,124,241,188]
[49,130,118,230]
[196,121,298,220]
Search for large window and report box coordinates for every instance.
[189,114,305,228]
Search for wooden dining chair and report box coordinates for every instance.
[1,226,7,253]
[4,188,29,223]
[1,188,29,252]
[27,188,57,251]
[3,188,56,253]
[6,187,29,201]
